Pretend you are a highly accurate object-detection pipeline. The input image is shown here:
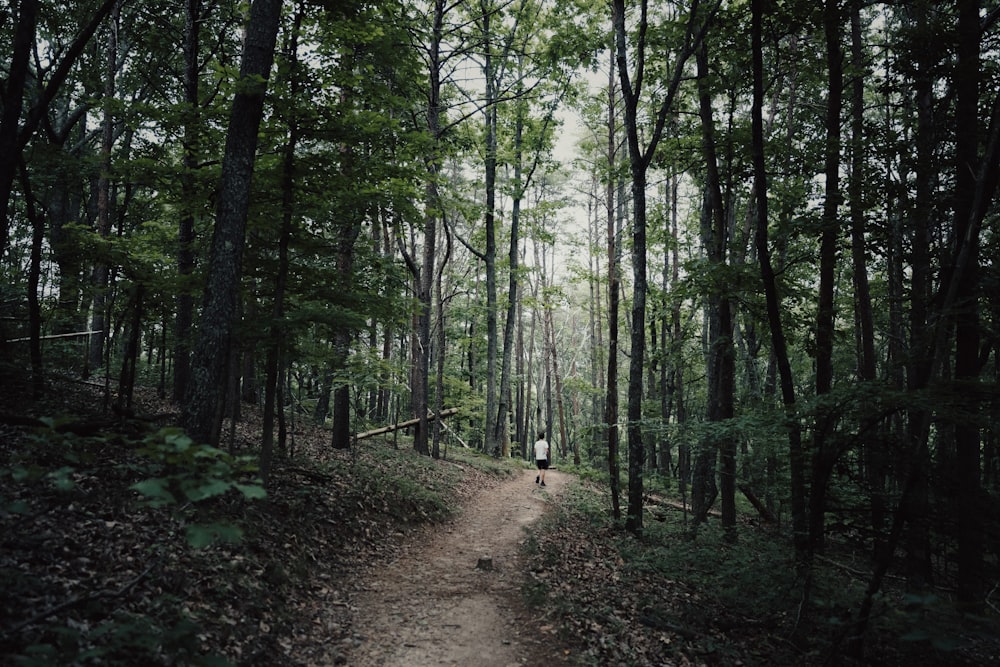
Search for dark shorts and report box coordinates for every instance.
[536,458,549,470]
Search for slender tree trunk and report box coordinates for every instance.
[261,6,304,481]
[174,0,202,402]
[525,263,538,459]
[412,0,447,457]
[670,190,688,509]
[604,46,622,522]
[495,94,525,458]
[181,0,282,445]
[88,2,121,372]
[117,284,144,410]
[612,0,716,536]
[516,290,526,458]
[806,0,845,562]
[657,180,673,475]
[952,0,985,606]
[377,212,394,424]
[19,163,44,396]
[903,0,935,592]
[694,41,735,533]
[613,0,647,536]
[481,3,500,456]
[588,177,606,465]
[545,307,569,463]
[849,1,887,560]
[432,218,453,459]
[751,0,807,560]
[330,218,363,449]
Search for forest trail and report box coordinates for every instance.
[339,466,573,667]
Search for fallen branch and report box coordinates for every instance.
[738,484,778,523]
[437,415,469,448]
[645,493,721,517]
[354,408,460,441]
[5,329,102,343]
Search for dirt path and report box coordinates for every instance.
[341,467,572,667]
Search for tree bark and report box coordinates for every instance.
[411,0,447,457]
[88,1,122,373]
[604,45,622,522]
[182,0,283,445]
[173,0,204,403]
[751,0,807,559]
[694,40,735,533]
[481,2,501,456]
[951,0,985,607]
[806,0,845,562]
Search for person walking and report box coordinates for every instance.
[534,432,549,487]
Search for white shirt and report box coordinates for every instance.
[534,438,549,461]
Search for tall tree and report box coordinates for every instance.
[750,0,808,559]
[604,45,622,522]
[87,0,123,373]
[173,0,205,403]
[409,0,448,456]
[693,38,735,532]
[182,0,283,445]
[612,0,719,535]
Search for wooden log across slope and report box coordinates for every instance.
[354,408,459,441]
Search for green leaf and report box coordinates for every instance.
[131,478,177,506]
[181,478,230,502]
[47,466,76,491]
[233,482,267,499]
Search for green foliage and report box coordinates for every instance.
[130,428,266,548]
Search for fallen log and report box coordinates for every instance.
[354,408,460,441]
[738,484,778,523]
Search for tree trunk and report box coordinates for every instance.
[495,93,525,460]
[0,0,40,256]
[612,0,716,536]
[482,8,500,456]
[849,0,887,561]
[751,0,807,560]
[588,176,606,466]
[604,46,622,522]
[19,164,44,396]
[411,0,447,457]
[261,6,304,480]
[173,0,203,403]
[182,0,282,445]
[805,0,845,564]
[903,0,936,593]
[671,190,688,513]
[432,217,453,459]
[952,0,986,607]
[117,284,144,411]
[694,40,735,533]
[613,0,647,536]
[88,1,122,372]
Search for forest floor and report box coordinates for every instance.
[0,378,583,666]
[3,377,999,666]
